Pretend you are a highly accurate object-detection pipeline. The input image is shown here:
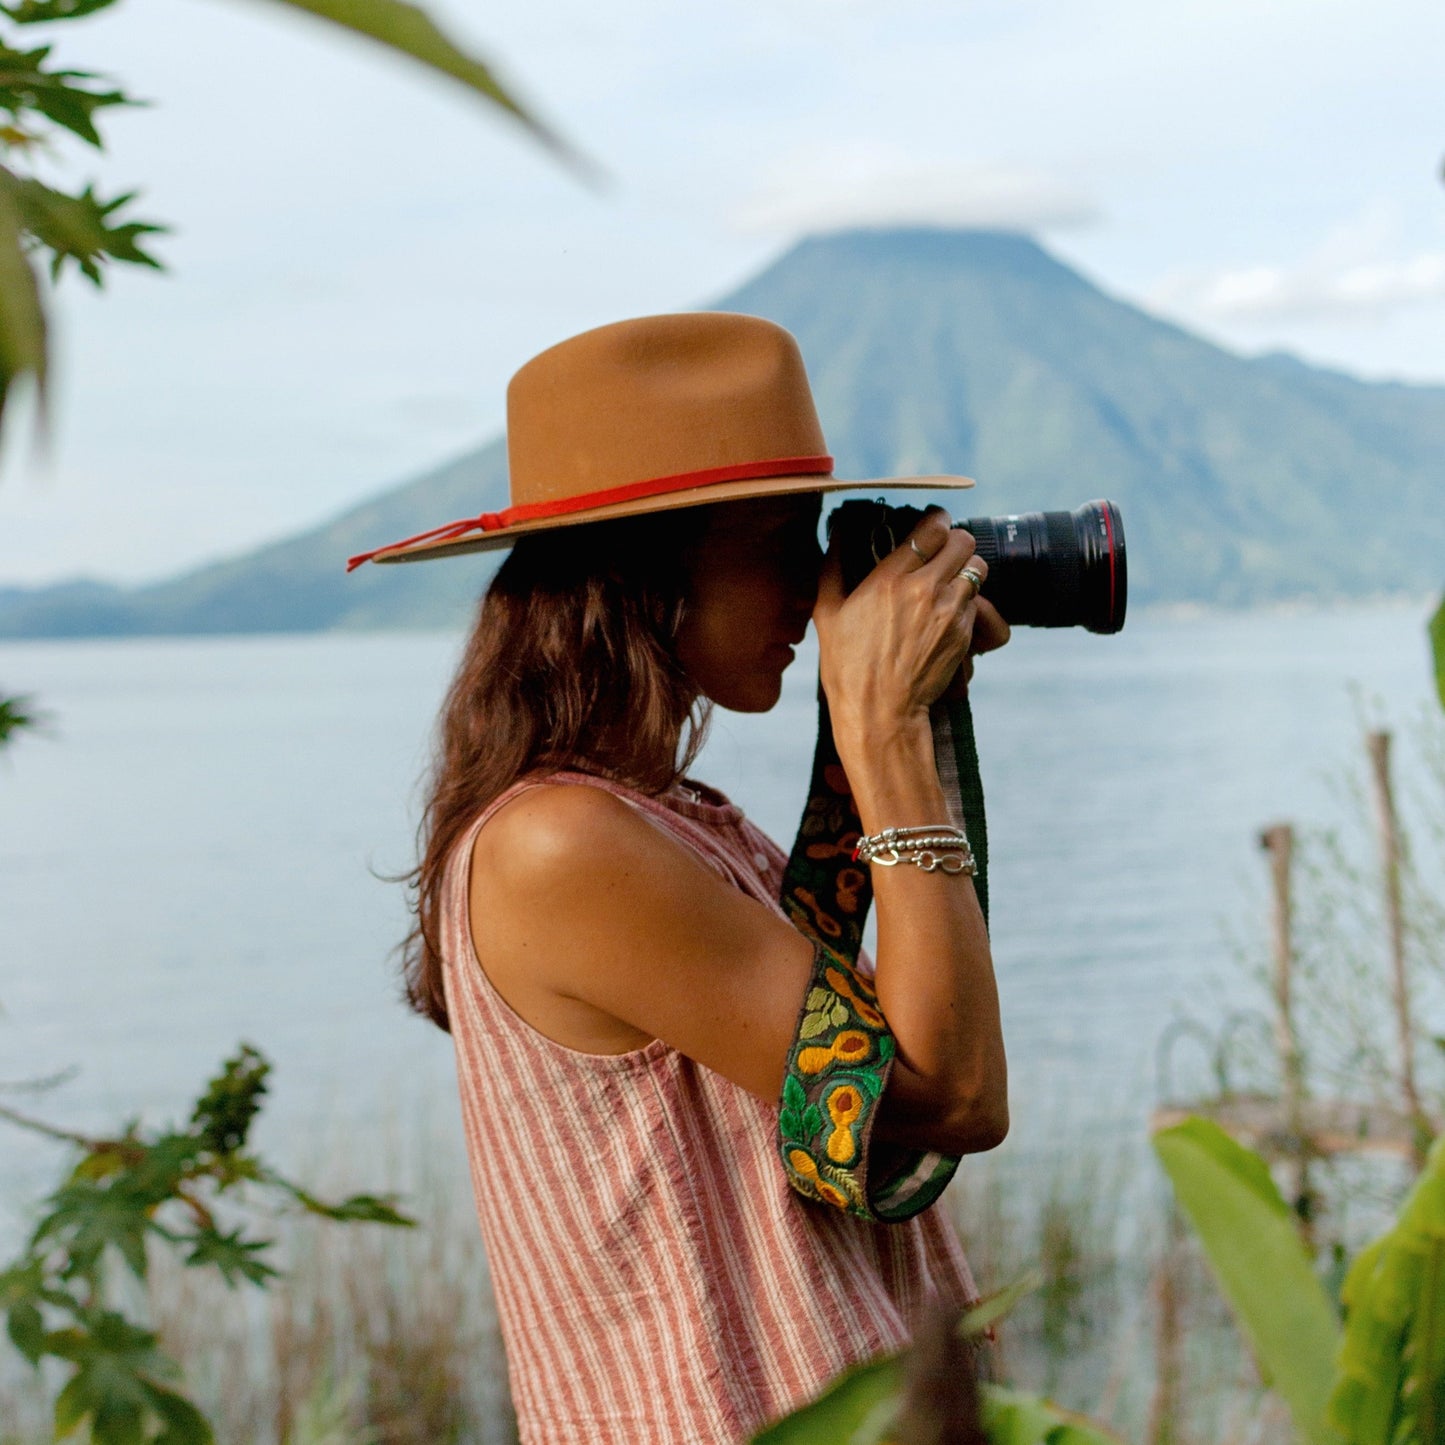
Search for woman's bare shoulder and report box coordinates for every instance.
[473,779,692,886]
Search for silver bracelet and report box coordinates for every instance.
[854,825,976,876]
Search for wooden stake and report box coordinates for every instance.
[1258,823,1310,1224]
[1366,730,1427,1171]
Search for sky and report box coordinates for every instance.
[1,0,1442,586]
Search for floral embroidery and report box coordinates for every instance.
[778,942,911,1220]
[777,692,965,1223]
[796,1029,872,1075]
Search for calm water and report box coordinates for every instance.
[1,603,1439,1222]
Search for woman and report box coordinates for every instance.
[351,312,1011,1443]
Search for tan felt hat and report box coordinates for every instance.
[347,312,973,569]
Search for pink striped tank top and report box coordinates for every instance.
[442,771,977,1445]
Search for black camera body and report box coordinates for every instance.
[827,498,1128,634]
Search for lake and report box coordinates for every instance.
[1,601,1440,1226]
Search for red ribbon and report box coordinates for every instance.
[346,454,834,571]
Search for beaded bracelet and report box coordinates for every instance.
[853,825,977,876]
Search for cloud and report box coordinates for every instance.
[731,147,1101,237]
[1156,210,1445,323]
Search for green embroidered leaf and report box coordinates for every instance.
[782,1074,807,1113]
[877,1035,895,1062]
[779,1110,802,1142]
[801,1104,824,1139]
[829,1003,850,1028]
[856,1071,884,1101]
[805,988,831,1011]
[798,1012,830,1040]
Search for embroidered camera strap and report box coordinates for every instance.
[775,684,989,1222]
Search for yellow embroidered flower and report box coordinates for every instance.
[824,967,885,1029]
[788,1149,849,1210]
[788,1148,820,1180]
[826,1085,864,1164]
[796,1029,873,1076]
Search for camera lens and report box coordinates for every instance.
[960,500,1127,633]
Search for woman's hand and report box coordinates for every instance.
[813,507,1010,740]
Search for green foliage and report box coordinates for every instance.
[9,174,164,283]
[1329,1133,1445,1444]
[1430,594,1445,713]
[0,1045,413,1445]
[0,0,570,444]
[0,688,39,745]
[0,22,153,432]
[3,0,124,22]
[0,169,46,422]
[0,38,132,147]
[750,1278,1121,1445]
[259,0,574,162]
[1152,1117,1343,1445]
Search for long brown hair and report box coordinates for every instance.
[402,507,714,1028]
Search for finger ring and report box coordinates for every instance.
[957,565,985,597]
[908,538,931,563]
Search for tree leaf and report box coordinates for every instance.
[1329,1133,1445,1444]
[3,0,125,21]
[286,1188,415,1227]
[978,1388,1125,1444]
[6,1297,45,1364]
[1153,1117,1343,1445]
[34,1177,156,1281]
[0,171,46,436]
[1430,592,1445,714]
[0,692,41,746]
[189,1044,269,1155]
[245,0,590,173]
[0,41,133,148]
[142,1380,215,1445]
[10,176,166,285]
[182,1226,278,1287]
[751,1349,904,1443]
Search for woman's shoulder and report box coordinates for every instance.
[471,773,709,897]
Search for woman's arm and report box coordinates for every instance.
[471,509,1008,1159]
[810,506,1009,1154]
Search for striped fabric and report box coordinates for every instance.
[442,771,978,1444]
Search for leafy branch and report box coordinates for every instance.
[0,0,581,442]
[0,1045,413,1445]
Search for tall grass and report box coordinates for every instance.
[0,1124,1339,1444]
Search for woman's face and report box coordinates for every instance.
[676,494,824,712]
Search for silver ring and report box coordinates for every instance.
[956,565,985,597]
[908,538,930,562]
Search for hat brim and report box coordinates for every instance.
[368,471,975,565]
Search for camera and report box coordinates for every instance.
[827,498,1128,634]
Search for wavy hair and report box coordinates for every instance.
[402,507,714,1029]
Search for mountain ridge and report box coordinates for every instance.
[3,226,1441,637]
